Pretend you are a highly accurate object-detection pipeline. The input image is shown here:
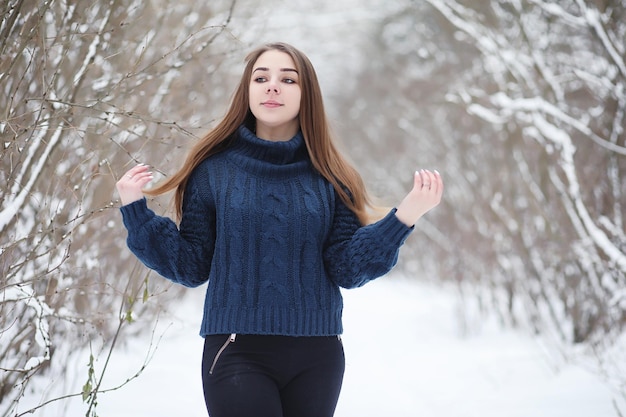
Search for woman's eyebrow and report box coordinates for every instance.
[253,67,298,74]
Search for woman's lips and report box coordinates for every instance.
[261,100,283,108]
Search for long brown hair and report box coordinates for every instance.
[147,42,373,224]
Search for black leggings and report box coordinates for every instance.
[202,334,345,417]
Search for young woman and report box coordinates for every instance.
[116,42,443,417]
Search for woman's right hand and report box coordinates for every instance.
[116,164,153,206]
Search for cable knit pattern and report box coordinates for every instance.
[120,125,413,337]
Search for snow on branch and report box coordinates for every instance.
[575,0,626,78]
[2,284,52,372]
[71,2,113,91]
[527,0,586,27]
[423,0,535,89]
[490,93,626,156]
[531,114,626,274]
[0,123,63,234]
[463,89,626,274]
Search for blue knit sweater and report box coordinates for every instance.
[120,125,413,337]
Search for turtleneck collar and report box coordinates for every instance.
[233,124,308,165]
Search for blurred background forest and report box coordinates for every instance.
[1,0,625,415]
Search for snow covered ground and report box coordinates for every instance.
[22,276,625,417]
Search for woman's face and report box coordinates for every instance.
[249,50,301,141]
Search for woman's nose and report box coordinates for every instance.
[266,81,280,94]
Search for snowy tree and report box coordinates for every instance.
[338,0,626,352]
[0,0,241,414]
[425,0,626,343]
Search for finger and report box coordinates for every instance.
[130,164,149,174]
[413,170,422,189]
[428,171,441,192]
[416,169,425,189]
[433,170,443,195]
[123,164,150,180]
[428,170,438,194]
[130,173,154,189]
[129,170,153,180]
[421,169,434,190]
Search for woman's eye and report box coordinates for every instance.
[253,76,296,84]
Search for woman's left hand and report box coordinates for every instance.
[394,169,443,227]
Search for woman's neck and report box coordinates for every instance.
[255,120,300,142]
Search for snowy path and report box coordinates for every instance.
[337,278,622,417]
[22,277,623,416]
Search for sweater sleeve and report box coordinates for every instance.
[119,174,215,288]
[323,193,413,289]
